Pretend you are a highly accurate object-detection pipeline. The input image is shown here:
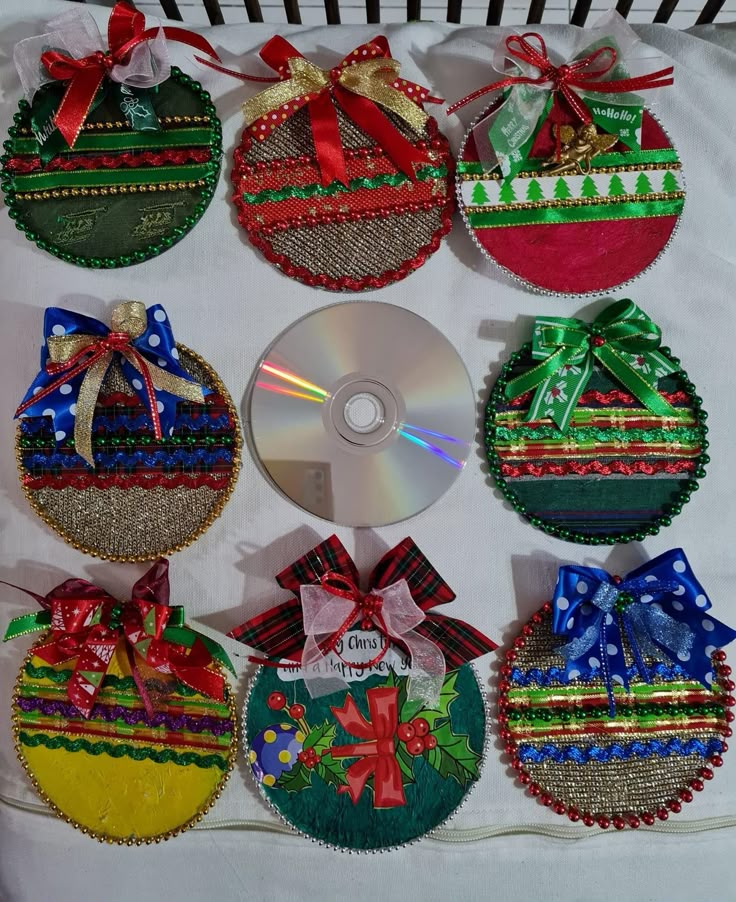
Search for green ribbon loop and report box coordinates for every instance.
[162,624,236,676]
[3,610,51,641]
[504,299,680,432]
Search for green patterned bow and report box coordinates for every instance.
[504,299,680,432]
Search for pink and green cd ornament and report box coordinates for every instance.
[449,16,683,295]
[485,299,708,544]
[230,535,496,850]
[2,3,221,268]
[501,551,735,830]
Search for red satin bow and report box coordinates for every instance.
[446,31,674,124]
[21,560,225,718]
[329,686,405,808]
[40,1,220,148]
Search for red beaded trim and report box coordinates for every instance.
[231,117,454,292]
[23,472,234,490]
[498,603,732,831]
[5,148,212,174]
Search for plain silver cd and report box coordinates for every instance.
[247,302,475,527]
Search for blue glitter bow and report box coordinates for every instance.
[15,302,208,467]
[552,549,736,716]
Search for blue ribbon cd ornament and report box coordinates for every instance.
[552,549,736,716]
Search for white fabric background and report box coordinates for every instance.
[0,4,735,899]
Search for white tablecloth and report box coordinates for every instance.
[1,4,735,900]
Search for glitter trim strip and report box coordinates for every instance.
[240,163,447,204]
[5,148,212,174]
[504,389,693,409]
[500,459,697,478]
[509,663,692,686]
[23,663,215,697]
[22,472,233,490]
[493,425,702,444]
[22,448,234,469]
[516,737,723,764]
[18,730,230,770]
[17,697,233,736]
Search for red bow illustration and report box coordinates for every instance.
[329,686,405,808]
[41,1,220,148]
[447,32,673,125]
[3,559,231,718]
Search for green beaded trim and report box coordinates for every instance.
[493,424,702,446]
[19,730,229,770]
[0,67,222,269]
[24,662,204,698]
[484,342,709,545]
[20,433,235,450]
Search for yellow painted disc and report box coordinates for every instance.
[14,638,237,842]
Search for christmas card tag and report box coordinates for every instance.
[3,2,222,268]
[484,299,708,544]
[500,551,735,830]
[448,13,682,294]
[3,560,237,844]
[15,302,241,561]
[231,535,497,850]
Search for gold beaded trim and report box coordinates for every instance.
[16,116,211,136]
[460,161,683,182]
[16,342,243,563]
[11,638,238,845]
[465,190,685,215]
[15,180,208,202]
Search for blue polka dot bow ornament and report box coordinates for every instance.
[15,302,207,466]
[553,549,736,717]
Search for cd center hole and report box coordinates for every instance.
[343,392,384,434]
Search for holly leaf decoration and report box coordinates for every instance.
[304,720,337,755]
[315,754,347,790]
[275,761,313,793]
[407,671,460,729]
[395,739,416,785]
[425,721,481,786]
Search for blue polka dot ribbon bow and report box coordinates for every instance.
[15,302,207,467]
[552,549,736,716]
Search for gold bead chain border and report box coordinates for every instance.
[465,190,685,215]
[15,179,208,202]
[459,161,683,181]
[16,116,212,136]
[15,342,243,563]
[11,639,239,846]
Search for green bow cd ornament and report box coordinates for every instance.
[485,299,708,544]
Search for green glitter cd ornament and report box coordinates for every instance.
[484,299,708,544]
[2,3,222,268]
[230,535,497,850]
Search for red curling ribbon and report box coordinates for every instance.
[199,35,440,187]
[40,0,221,149]
[329,686,405,808]
[3,560,226,719]
[446,31,674,125]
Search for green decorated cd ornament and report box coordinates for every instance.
[230,535,496,851]
[2,3,222,268]
[485,299,708,544]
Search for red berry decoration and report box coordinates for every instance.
[397,722,416,743]
[412,717,430,737]
[267,692,287,711]
[289,704,305,720]
[424,735,438,750]
[406,737,426,756]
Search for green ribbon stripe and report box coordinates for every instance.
[457,147,680,177]
[11,127,214,156]
[17,710,232,746]
[22,663,222,700]
[4,611,51,640]
[241,164,447,205]
[17,681,229,711]
[495,408,697,427]
[508,681,710,704]
[11,163,213,192]
[466,196,684,229]
[493,425,702,445]
[19,731,230,771]
[512,716,722,736]
[511,702,723,725]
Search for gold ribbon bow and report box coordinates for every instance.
[43,301,203,466]
[242,55,428,132]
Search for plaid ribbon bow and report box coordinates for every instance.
[229,535,497,677]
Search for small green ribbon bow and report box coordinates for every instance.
[504,299,680,432]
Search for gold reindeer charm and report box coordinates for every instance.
[542,123,618,176]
